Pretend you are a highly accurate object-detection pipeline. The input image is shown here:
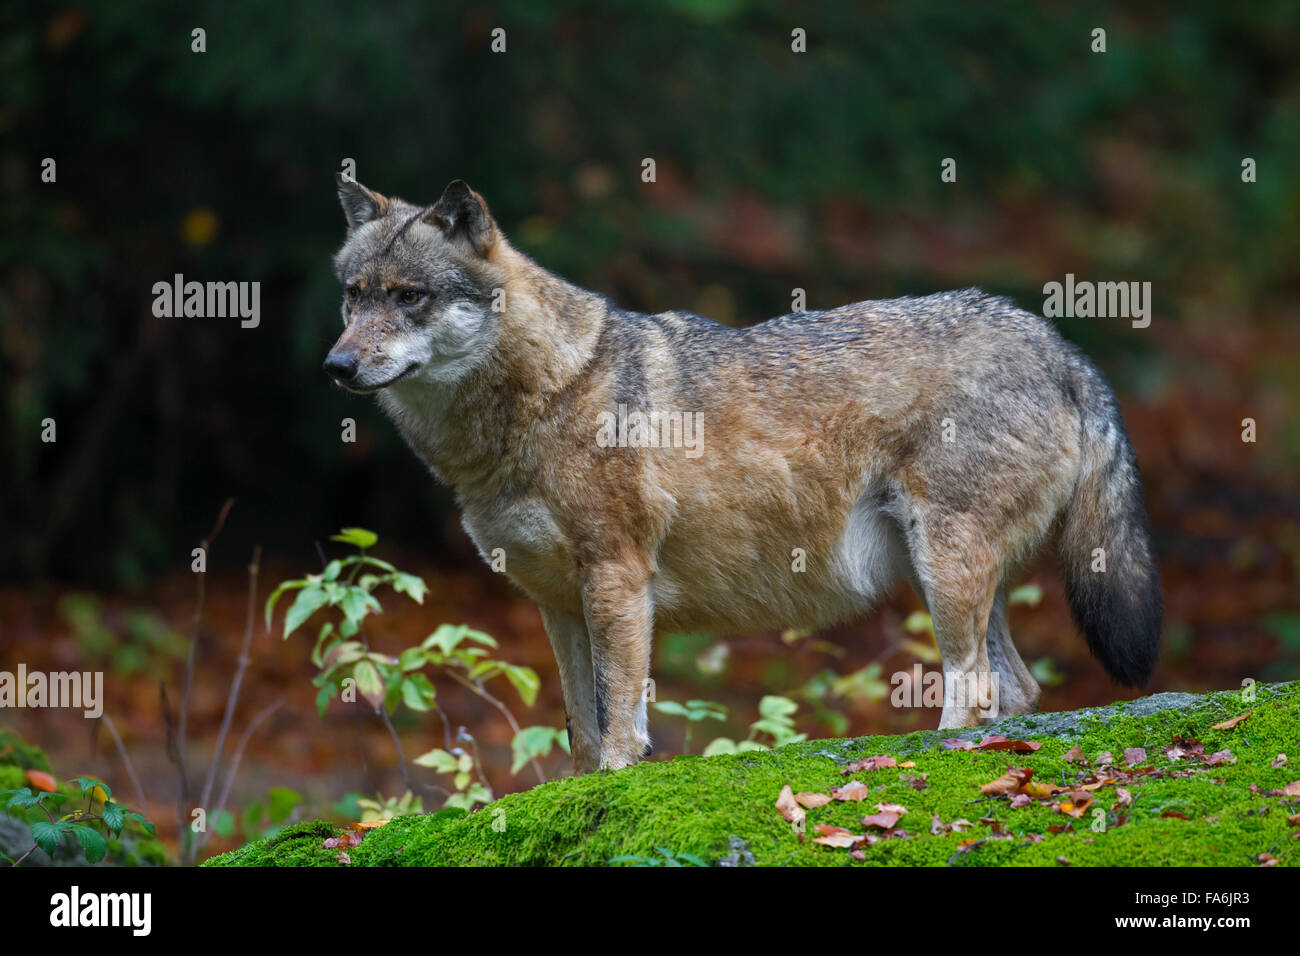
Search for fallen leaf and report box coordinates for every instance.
[1272,754,1287,768]
[975,735,1042,752]
[832,780,871,802]
[812,824,863,848]
[1094,751,1115,765]
[979,767,1033,796]
[1210,711,1252,731]
[842,755,897,774]
[352,820,388,830]
[1160,810,1191,820]
[940,738,976,751]
[1286,814,1300,827]
[899,760,916,769]
[1258,853,1277,867]
[1116,787,1133,808]
[1123,748,1147,767]
[1285,781,1300,797]
[336,850,351,865]
[776,785,806,828]
[875,802,909,814]
[1009,794,1033,809]
[24,770,57,793]
[1056,855,1071,866]
[1063,744,1086,763]
[1203,749,1237,767]
[1022,780,1065,798]
[1058,791,1095,818]
[861,810,902,829]
[794,791,832,809]
[900,773,928,791]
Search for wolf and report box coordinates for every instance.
[326,176,1162,773]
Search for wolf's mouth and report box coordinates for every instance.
[338,362,421,394]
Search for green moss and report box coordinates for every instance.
[205,683,1300,867]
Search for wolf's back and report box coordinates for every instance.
[1056,354,1162,686]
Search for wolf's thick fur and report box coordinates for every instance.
[327,177,1162,772]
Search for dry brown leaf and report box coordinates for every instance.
[812,824,862,848]
[775,785,806,828]
[842,755,897,774]
[1272,754,1288,768]
[1116,787,1133,808]
[1009,793,1033,809]
[975,735,1042,752]
[1160,810,1191,820]
[861,810,902,829]
[1123,748,1147,767]
[940,738,976,751]
[1063,744,1085,763]
[979,767,1033,796]
[794,791,832,809]
[1210,711,1252,731]
[1284,781,1300,797]
[832,780,871,802]
[1258,853,1277,867]
[1094,751,1115,765]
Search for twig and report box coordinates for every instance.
[446,670,546,784]
[212,698,284,828]
[199,546,261,818]
[99,713,146,810]
[175,497,233,865]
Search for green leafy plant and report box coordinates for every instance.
[1,777,155,867]
[702,695,806,755]
[652,699,727,754]
[356,790,423,822]
[267,527,560,810]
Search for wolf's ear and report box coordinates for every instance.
[337,174,389,232]
[426,180,496,256]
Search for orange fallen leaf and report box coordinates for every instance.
[975,735,1042,752]
[1123,748,1147,767]
[979,767,1033,796]
[833,781,871,802]
[24,770,58,793]
[1210,711,1252,731]
[1160,810,1191,820]
[794,791,832,809]
[812,824,863,848]
[1063,744,1085,763]
[1284,781,1300,797]
[352,819,388,830]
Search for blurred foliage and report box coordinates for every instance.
[2,1,1299,582]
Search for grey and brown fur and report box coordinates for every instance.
[327,177,1162,773]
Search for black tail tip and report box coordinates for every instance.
[1066,572,1162,687]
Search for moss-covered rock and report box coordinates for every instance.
[205,683,1300,867]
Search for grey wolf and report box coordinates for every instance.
[326,176,1162,773]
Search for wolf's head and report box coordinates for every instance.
[325,177,505,393]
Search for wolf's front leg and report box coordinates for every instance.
[581,559,653,770]
[539,607,602,773]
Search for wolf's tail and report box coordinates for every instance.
[1057,372,1162,687]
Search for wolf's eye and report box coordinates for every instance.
[399,289,423,305]
[346,286,360,302]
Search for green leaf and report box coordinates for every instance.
[5,787,41,810]
[653,701,690,717]
[702,737,737,756]
[400,673,437,711]
[1008,583,1043,607]
[322,559,343,581]
[310,622,337,668]
[101,801,125,834]
[123,812,156,836]
[72,776,112,801]
[758,695,798,720]
[212,810,234,838]
[413,748,460,773]
[352,660,385,710]
[268,787,302,824]
[330,527,378,549]
[31,820,66,856]
[422,624,469,655]
[503,665,540,707]
[903,610,934,635]
[264,579,308,629]
[390,572,428,604]
[284,586,329,638]
[73,825,108,863]
[315,685,333,718]
[340,587,382,628]
[510,726,563,774]
[398,646,427,672]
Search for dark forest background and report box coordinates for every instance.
[1,1,1298,859]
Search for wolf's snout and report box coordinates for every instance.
[323,350,359,382]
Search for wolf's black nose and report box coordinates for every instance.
[323,352,359,381]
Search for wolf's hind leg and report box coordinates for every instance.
[984,588,1042,718]
[906,512,999,729]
